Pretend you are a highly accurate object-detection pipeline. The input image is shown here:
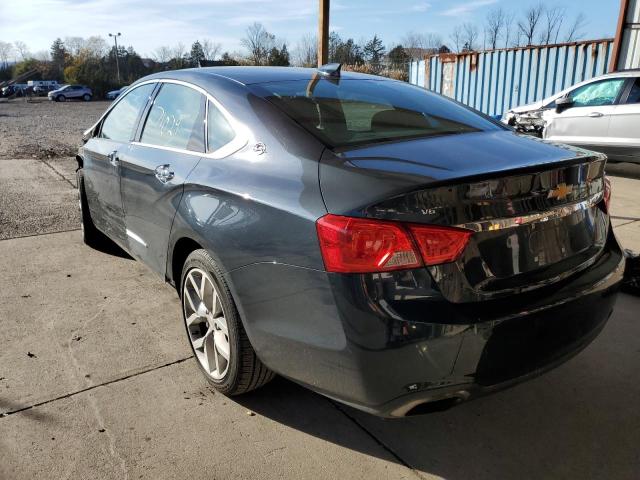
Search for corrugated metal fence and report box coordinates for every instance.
[616,0,640,69]
[409,39,614,117]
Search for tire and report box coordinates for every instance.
[77,169,108,248]
[56,95,65,102]
[180,249,274,395]
[83,94,91,101]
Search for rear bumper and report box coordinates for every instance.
[229,232,624,417]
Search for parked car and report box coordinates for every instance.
[77,66,623,417]
[1,85,24,97]
[503,70,640,163]
[34,84,57,96]
[106,85,129,100]
[48,84,93,102]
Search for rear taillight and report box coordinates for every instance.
[316,214,472,273]
[407,224,473,266]
[603,175,612,213]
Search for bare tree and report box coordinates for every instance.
[503,10,518,47]
[485,7,505,50]
[517,3,544,46]
[450,25,464,53]
[33,50,50,61]
[171,42,187,61]
[64,36,86,56]
[293,33,317,67]
[0,41,14,67]
[153,45,172,63]
[241,22,275,65]
[462,23,479,51]
[85,36,108,57]
[564,13,587,42]
[402,31,442,59]
[13,41,30,61]
[539,6,565,45]
[201,39,222,60]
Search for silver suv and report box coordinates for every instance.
[503,70,640,163]
[48,84,93,102]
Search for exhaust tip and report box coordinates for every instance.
[404,396,463,416]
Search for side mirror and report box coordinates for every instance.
[555,96,574,113]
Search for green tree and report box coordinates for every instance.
[267,44,290,66]
[50,38,67,77]
[363,34,385,71]
[387,45,409,69]
[190,41,205,67]
[220,52,239,66]
[333,38,364,65]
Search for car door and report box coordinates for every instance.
[544,77,627,150]
[607,77,640,162]
[82,82,156,246]
[119,82,206,275]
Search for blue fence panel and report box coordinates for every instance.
[408,39,614,116]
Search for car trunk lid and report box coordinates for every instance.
[319,131,609,302]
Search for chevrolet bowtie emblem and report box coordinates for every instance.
[547,183,573,200]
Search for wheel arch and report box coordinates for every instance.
[169,236,203,290]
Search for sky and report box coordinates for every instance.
[0,0,620,59]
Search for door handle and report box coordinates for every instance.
[588,112,604,118]
[107,150,119,166]
[154,164,174,184]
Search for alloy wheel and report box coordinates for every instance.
[183,268,230,380]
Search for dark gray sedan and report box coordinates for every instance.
[77,66,623,417]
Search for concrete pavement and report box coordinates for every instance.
[1,157,639,479]
[1,231,638,479]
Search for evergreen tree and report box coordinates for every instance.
[387,45,409,69]
[267,44,290,66]
[50,38,67,77]
[190,41,205,67]
[364,35,385,70]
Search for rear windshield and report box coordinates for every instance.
[253,79,502,149]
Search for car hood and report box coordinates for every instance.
[508,100,544,114]
[49,88,65,94]
[319,130,601,212]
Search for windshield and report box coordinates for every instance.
[253,78,502,149]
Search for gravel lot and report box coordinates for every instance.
[0,98,107,159]
[0,99,108,239]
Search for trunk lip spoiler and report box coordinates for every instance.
[455,191,604,233]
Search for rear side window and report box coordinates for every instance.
[207,101,235,151]
[140,83,205,152]
[252,79,502,149]
[101,83,155,143]
[624,78,640,104]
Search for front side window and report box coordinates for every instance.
[569,79,626,107]
[140,83,205,152]
[100,83,155,143]
[207,101,235,151]
[252,79,502,149]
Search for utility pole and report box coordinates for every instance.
[318,0,329,66]
[109,32,122,83]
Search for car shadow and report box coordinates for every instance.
[233,294,640,479]
[92,237,133,260]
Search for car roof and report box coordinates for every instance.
[143,66,387,86]
[595,69,640,79]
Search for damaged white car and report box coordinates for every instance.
[502,70,640,163]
